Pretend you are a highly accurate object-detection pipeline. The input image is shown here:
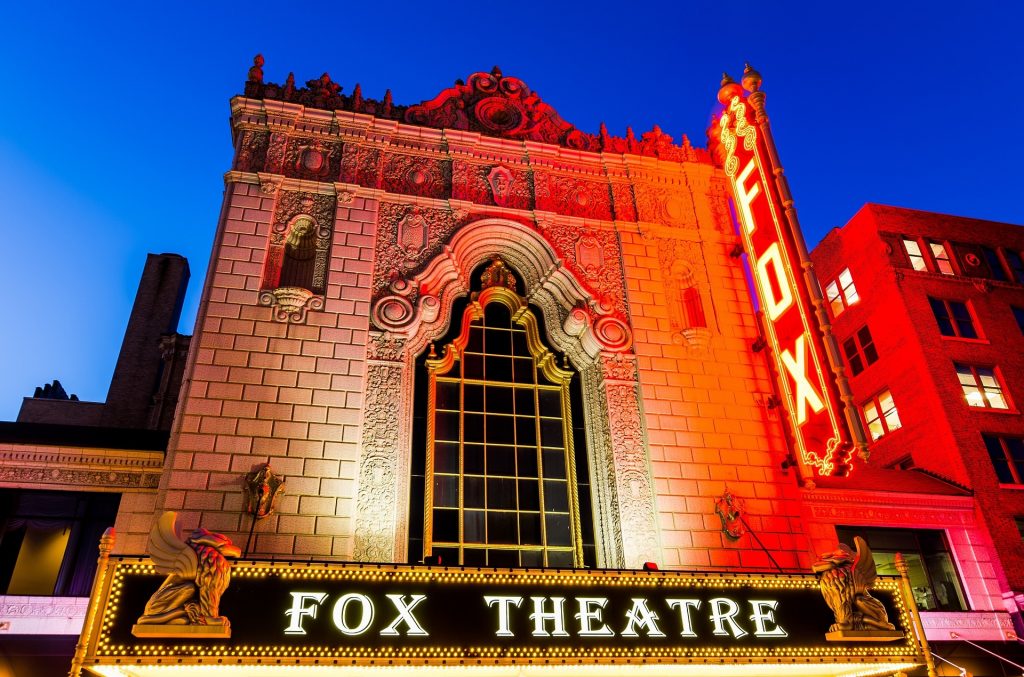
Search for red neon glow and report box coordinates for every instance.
[718,95,853,477]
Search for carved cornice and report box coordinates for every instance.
[242,63,711,163]
[0,443,163,491]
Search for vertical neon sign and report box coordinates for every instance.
[716,66,866,477]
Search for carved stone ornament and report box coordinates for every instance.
[132,511,240,639]
[398,208,429,265]
[486,165,514,206]
[258,286,324,323]
[813,536,903,642]
[243,61,710,161]
[243,463,285,519]
[714,490,745,541]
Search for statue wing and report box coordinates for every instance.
[853,536,878,590]
[147,511,198,578]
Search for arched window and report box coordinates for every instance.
[409,259,595,568]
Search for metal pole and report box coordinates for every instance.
[896,552,938,677]
[68,527,115,677]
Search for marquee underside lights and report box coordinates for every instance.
[78,559,922,675]
[717,84,855,477]
[86,662,923,677]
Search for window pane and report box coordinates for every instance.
[545,514,572,546]
[950,301,977,339]
[486,446,515,476]
[519,513,542,545]
[904,239,927,271]
[464,510,485,544]
[544,480,569,512]
[930,242,954,275]
[487,511,517,544]
[433,509,458,542]
[1006,250,1024,283]
[434,443,459,474]
[487,478,517,509]
[983,247,1008,281]
[436,382,459,410]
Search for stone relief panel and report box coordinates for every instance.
[537,221,628,320]
[452,161,533,210]
[372,202,462,297]
[610,182,637,222]
[535,173,613,221]
[235,129,269,173]
[340,145,383,188]
[708,176,734,233]
[283,137,344,182]
[381,153,451,200]
[635,182,698,229]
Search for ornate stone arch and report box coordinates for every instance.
[354,218,661,569]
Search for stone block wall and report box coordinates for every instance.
[155,178,376,558]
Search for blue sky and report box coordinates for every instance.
[0,2,1020,421]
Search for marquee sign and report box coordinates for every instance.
[77,559,922,673]
[716,72,857,477]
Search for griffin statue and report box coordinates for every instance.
[132,511,240,637]
[813,536,896,635]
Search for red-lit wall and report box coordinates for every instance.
[812,203,1024,594]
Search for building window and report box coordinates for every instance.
[1006,250,1024,284]
[982,247,1008,282]
[825,268,859,317]
[1016,517,1024,539]
[956,364,1009,409]
[929,241,955,275]
[842,325,878,376]
[903,239,927,272]
[0,490,120,596]
[1013,307,1024,335]
[928,298,978,339]
[862,389,902,440]
[835,527,967,611]
[982,434,1024,484]
[410,259,595,568]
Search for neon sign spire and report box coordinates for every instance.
[714,65,869,478]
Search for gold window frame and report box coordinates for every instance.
[423,284,584,567]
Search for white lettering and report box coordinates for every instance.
[530,596,569,637]
[749,600,787,637]
[736,159,761,235]
[284,592,327,635]
[666,599,702,638]
[755,242,794,321]
[574,597,613,637]
[484,596,523,637]
[332,593,374,635]
[709,597,748,638]
[621,598,666,638]
[380,594,428,637]
[780,334,826,425]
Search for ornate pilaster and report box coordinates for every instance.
[598,353,661,569]
[352,335,408,563]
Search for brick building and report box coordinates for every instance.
[811,203,1024,634]
[2,63,1023,675]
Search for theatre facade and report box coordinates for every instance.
[3,61,1021,676]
